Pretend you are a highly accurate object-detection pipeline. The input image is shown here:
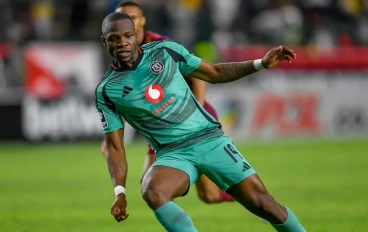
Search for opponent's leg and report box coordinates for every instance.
[141,149,200,232]
[194,101,234,203]
[227,174,306,231]
[139,145,156,183]
[195,175,234,203]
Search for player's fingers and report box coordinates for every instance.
[266,47,279,57]
[117,213,129,222]
[282,46,296,59]
[111,206,122,217]
[283,56,291,63]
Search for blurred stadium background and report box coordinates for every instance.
[1,0,368,231]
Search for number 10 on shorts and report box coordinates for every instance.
[223,143,251,172]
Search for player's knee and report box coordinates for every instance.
[142,188,170,209]
[197,189,220,204]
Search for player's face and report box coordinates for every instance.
[102,19,138,65]
[115,6,146,44]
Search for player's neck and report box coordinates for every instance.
[117,59,135,69]
[116,49,141,69]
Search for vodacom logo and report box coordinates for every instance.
[145,84,164,103]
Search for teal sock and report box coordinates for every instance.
[271,207,306,232]
[154,201,198,232]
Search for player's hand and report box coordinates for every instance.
[261,46,296,69]
[101,139,107,158]
[111,193,129,222]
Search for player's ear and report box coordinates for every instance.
[101,36,107,47]
[141,16,146,27]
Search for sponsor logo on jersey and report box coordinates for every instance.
[98,109,108,128]
[145,84,164,103]
[122,86,133,97]
[150,61,164,74]
[152,97,176,116]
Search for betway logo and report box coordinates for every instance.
[152,96,176,116]
[22,96,102,141]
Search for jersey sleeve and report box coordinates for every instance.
[161,41,202,75]
[95,88,124,133]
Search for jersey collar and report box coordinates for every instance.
[111,47,143,72]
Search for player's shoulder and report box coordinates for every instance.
[140,39,184,52]
[94,67,114,107]
[95,67,113,94]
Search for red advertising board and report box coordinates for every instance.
[204,46,368,139]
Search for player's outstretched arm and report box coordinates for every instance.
[189,46,296,84]
[105,128,130,222]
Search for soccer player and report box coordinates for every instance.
[97,12,306,232]
[101,0,234,204]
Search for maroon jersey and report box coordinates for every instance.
[143,31,168,44]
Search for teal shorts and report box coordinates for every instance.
[152,134,256,191]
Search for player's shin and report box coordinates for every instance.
[154,201,198,232]
[271,207,306,232]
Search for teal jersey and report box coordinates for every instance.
[95,40,222,153]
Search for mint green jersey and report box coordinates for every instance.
[95,40,222,153]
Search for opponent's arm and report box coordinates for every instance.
[184,75,206,106]
[189,46,296,84]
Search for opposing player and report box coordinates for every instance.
[97,12,306,232]
[101,1,234,203]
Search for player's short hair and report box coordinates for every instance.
[116,1,142,10]
[102,12,134,35]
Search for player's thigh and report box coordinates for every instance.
[144,146,201,196]
[197,135,256,191]
[142,165,191,200]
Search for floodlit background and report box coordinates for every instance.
[0,0,367,232]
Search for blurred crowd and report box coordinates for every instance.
[0,0,367,90]
[1,0,367,48]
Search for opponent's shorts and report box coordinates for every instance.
[152,134,256,191]
[147,145,155,155]
[203,101,218,120]
[147,101,218,156]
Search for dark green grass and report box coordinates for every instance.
[0,139,367,232]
